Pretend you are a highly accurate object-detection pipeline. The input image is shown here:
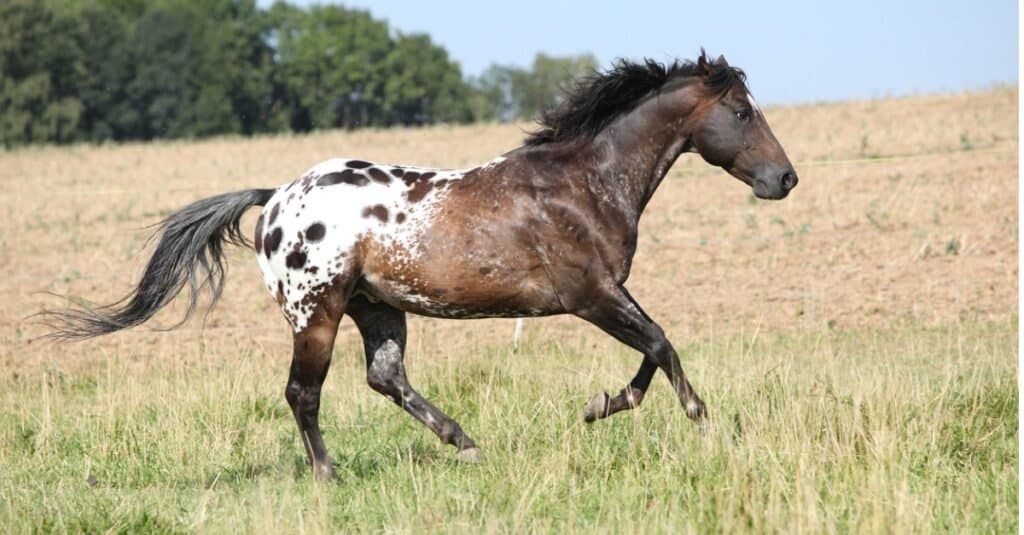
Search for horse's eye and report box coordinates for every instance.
[736,109,752,122]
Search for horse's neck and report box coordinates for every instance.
[591,101,693,225]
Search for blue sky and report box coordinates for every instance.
[262,1,1018,105]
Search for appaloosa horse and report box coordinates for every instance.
[47,51,797,480]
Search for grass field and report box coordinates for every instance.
[0,87,1018,532]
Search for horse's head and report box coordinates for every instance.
[686,53,797,200]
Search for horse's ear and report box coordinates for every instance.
[698,48,712,75]
[715,54,729,67]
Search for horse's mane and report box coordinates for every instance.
[524,50,747,146]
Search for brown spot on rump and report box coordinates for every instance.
[361,204,389,222]
[254,214,265,253]
[318,169,368,187]
[395,212,406,223]
[407,180,433,203]
[390,168,404,178]
[401,171,421,185]
[286,251,307,269]
[299,174,316,194]
[268,203,280,225]
[420,171,437,180]
[264,227,283,259]
[346,159,372,169]
[367,167,391,184]
[434,179,449,189]
[305,222,326,242]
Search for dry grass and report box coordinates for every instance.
[0,88,1017,532]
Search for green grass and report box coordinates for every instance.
[0,318,1017,533]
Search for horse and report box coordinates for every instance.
[46,51,798,481]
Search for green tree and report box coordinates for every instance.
[272,4,391,130]
[467,64,518,122]
[382,33,472,125]
[70,2,134,141]
[0,0,84,146]
[467,53,597,123]
[0,0,572,146]
[510,53,598,121]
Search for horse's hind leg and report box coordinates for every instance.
[577,284,706,424]
[346,295,481,462]
[285,287,347,481]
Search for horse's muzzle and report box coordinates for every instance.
[754,169,798,200]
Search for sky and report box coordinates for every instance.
[261,0,1018,105]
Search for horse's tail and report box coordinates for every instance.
[42,188,276,341]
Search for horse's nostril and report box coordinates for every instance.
[782,171,798,190]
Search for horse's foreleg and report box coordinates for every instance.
[582,360,657,422]
[285,288,347,481]
[347,296,482,463]
[576,284,706,423]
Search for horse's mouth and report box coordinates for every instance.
[727,169,789,200]
[753,179,790,200]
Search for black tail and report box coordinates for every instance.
[42,188,276,341]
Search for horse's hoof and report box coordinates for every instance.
[583,391,610,423]
[455,447,484,464]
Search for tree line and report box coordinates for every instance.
[0,0,597,147]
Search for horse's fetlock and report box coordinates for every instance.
[685,398,707,420]
[438,420,463,444]
[623,386,645,407]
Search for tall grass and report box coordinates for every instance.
[0,317,1015,533]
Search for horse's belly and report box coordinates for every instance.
[358,212,564,319]
[356,267,561,319]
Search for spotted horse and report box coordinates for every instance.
[45,51,798,481]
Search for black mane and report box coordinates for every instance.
[525,50,747,146]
